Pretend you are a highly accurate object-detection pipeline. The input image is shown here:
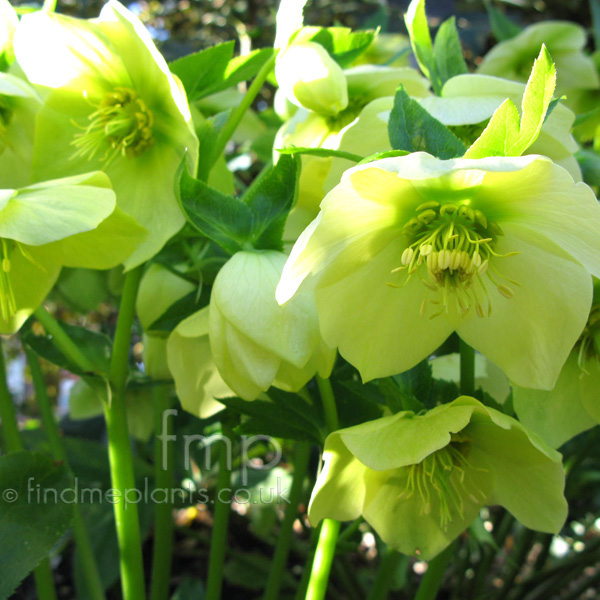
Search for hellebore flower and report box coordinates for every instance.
[14,0,199,268]
[277,153,600,389]
[0,171,145,334]
[167,307,232,419]
[210,250,335,401]
[308,396,567,560]
[0,73,41,188]
[477,21,599,95]
[136,263,196,380]
[0,0,17,70]
[276,65,430,238]
[513,290,600,448]
[275,42,348,116]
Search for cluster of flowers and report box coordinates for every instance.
[3,0,600,560]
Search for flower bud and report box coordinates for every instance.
[209,250,335,401]
[275,42,348,116]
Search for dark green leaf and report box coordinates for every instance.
[433,17,468,85]
[277,146,364,162]
[244,154,299,250]
[170,43,274,102]
[592,0,600,52]
[576,149,600,186]
[293,27,376,68]
[217,395,325,443]
[357,149,409,165]
[22,320,111,376]
[388,85,466,158]
[333,380,384,428]
[0,452,74,600]
[484,0,522,42]
[378,377,424,414]
[177,159,253,255]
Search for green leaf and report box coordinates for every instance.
[277,146,364,162]
[333,380,384,428]
[433,17,468,85]
[378,377,425,414]
[465,45,556,159]
[0,452,74,600]
[217,393,325,443]
[484,0,522,42]
[576,149,600,187]
[292,26,376,68]
[357,149,410,165]
[404,0,440,92]
[177,160,253,255]
[171,42,274,102]
[592,0,600,52]
[388,85,466,158]
[22,320,111,376]
[244,154,299,250]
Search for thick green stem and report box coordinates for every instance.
[150,385,175,600]
[414,543,454,600]
[0,344,57,600]
[263,442,311,600]
[316,375,339,433]
[33,306,98,374]
[105,266,146,600]
[305,519,341,600]
[26,347,106,600]
[459,340,475,396]
[304,377,340,600]
[367,548,402,600]
[202,52,277,180]
[206,419,234,600]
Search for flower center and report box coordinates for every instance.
[389,201,519,318]
[71,87,154,165]
[397,436,487,532]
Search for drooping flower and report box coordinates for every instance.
[167,307,232,419]
[277,153,600,389]
[14,0,199,268]
[308,396,567,560]
[513,288,600,448]
[477,21,599,95]
[136,263,196,381]
[0,171,145,334]
[276,65,430,238]
[210,250,335,401]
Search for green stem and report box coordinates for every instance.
[206,419,234,600]
[459,340,475,396]
[33,306,98,374]
[25,347,106,600]
[0,344,57,600]
[414,543,454,600]
[367,548,402,600]
[105,266,146,600]
[203,51,277,180]
[316,375,339,433]
[294,526,321,600]
[305,519,341,600]
[263,442,311,600]
[304,377,340,600]
[150,385,175,600]
[491,526,535,600]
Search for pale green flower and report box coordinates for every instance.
[477,21,599,95]
[14,0,199,268]
[309,396,567,560]
[167,307,232,419]
[210,250,335,401]
[0,171,145,334]
[275,42,348,115]
[277,153,600,389]
[0,73,41,188]
[276,66,430,238]
[136,263,196,380]
[513,293,600,448]
[352,33,411,67]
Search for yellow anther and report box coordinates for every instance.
[497,284,514,299]
[419,244,433,256]
[438,249,451,270]
[449,250,462,271]
[478,260,489,276]
[2,258,9,273]
[401,247,414,266]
